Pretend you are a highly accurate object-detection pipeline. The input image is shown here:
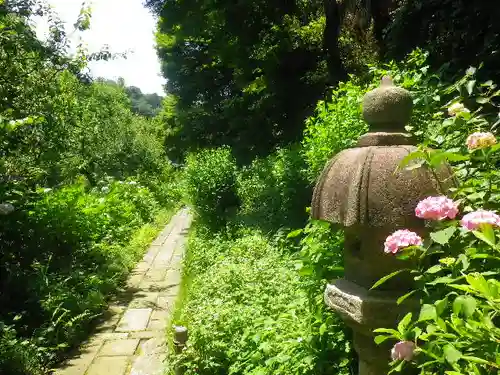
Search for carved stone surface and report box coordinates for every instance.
[362,76,413,131]
[324,279,418,375]
[312,133,453,291]
[312,77,453,375]
[311,136,453,231]
[324,279,418,335]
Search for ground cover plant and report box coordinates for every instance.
[169,220,354,375]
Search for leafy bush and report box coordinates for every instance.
[0,322,42,375]
[302,49,455,183]
[237,146,311,232]
[288,219,357,374]
[374,148,500,373]
[139,163,185,207]
[301,80,368,182]
[171,226,354,375]
[184,147,239,229]
[0,179,177,373]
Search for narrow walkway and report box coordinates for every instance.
[55,208,192,375]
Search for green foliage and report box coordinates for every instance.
[288,220,356,373]
[302,49,453,182]
[0,180,176,373]
[185,147,239,229]
[372,68,500,374]
[170,225,354,375]
[236,146,311,232]
[0,5,168,189]
[147,0,397,163]
[385,0,500,82]
[301,81,368,181]
[0,322,42,375]
[150,0,330,163]
[0,3,179,373]
[125,85,163,118]
[99,78,164,117]
[175,49,500,375]
[148,0,500,165]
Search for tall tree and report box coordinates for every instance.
[149,0,329,163]
[98,78,164,117]
[323,0,347,83]
[385,0,500,81]
[147,0,394,162]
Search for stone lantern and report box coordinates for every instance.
[311,77,453,375]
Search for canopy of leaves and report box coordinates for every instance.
[150,0,332,163]
[148,0,500,165]
[99,78,164,117]
[385,0,500,81]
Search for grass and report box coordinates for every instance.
[124,207,178,263]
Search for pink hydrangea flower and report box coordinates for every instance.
[391,341,416,361]
[460,209,500,231]
[466,132,497,151]
[384,229,423,254]
[415,196,459,221]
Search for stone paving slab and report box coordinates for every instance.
[87,356,129,375]
[116,308,152,332]
[99,339,140,356]
[129,338,167,375]
[54,208,192,375]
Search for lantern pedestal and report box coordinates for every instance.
[325,279,418,375]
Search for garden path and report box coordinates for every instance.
[54,208,192,375]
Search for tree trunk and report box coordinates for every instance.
[323,0,348,85]
[370,0,393,55]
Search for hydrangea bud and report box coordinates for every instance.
[391,341,416,361]
[448,102,470,116]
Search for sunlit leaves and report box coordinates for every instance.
[443,344,462,364]
[430,227,456,245]
[452,296,477,318]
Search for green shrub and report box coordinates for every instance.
[302,49,450,183]
[237,146,310,232]
[0,322,43,375]
[288,220,357,374]
[171,227,354,375]
[139,164,185,207]
[0,179,176,373]
[301,81,368,182]
[185,147,239,229]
